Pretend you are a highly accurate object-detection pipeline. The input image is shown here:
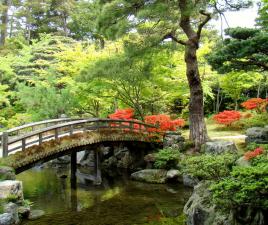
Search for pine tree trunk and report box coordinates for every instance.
[0,0,10,46]
[185,41,208,149]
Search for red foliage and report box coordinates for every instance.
[108,108,134,120]
[241,98,266,111]
[213,110,241,126]
[108,109,185,133]
[244,147,264,160]
[145,114,185,132]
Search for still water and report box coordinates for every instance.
[17,167,192,225]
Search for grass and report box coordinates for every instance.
[180,119,247,153]
[181,121,244,139]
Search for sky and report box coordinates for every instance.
[211,2,259,34]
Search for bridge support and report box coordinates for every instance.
[93,149,102,185]
[70,151,77,189]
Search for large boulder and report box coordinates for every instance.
[0,213,14,225]
[164,131,185,149]
[204,141,237,155]
[0,167,15,181]
[184,181,230,225]
[0,181,23,201]
[4,203,19,224]
[131,169,167,184]
[246,127,268,144]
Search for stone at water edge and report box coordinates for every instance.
[167,169,182,179]
[0,180,24,201]
[183,181,231,225]
[0,167,15,181]
[131,169,167,184]
[182,174,199,188]
[0,213,15,225]
[18,206,30,219]
[4,202,19,224]
[204,141,237,155]
[28,210,45,220]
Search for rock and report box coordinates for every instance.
[4,203,19,224]
[102,156,117,168]
[0,180,24,201]
[144,154,156,169]
[184,181,231,225]
[114,145,128,159]
[183,174,199,188]
[18,206,30,218]
[79,151,95,167]
[0,213,14,225]
[236,156,251,167]
[246,127,268,144]
[0,167,15,181]
[204,141,237,155]
[164,131,185,149]
[28,209,45,220]
[117,152,133,169]
[167,169,181,181]
[131,169,167,184]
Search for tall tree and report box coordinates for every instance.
[0,0,11,46]
[96,0,251,149]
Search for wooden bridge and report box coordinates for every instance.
[0,118,162,177]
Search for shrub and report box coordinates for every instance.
[241,98,267,113]
[213,110,241,126]
[108,108,135,120]
[154,148,180,169]
[181,153,237,180]
[145,115,185,132]
[244,147,264,160]
[236,113,268,129]
[210,163,268,209]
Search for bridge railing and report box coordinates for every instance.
[0,118,84,157]
[0,118,158,157]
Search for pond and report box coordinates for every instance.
[17,167,192,225]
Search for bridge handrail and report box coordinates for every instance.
[0,118,83,136]
[1,118,159,157]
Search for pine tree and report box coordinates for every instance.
[95,0,251,149]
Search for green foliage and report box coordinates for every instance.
[210,162,268,209]
[5,194,19,203]
[237,113,268,129]
[207,27,268,73]
[182,153,238,180]
[154,148,180,170]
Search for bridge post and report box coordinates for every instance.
[93,149,102,185]
[70,151,77,189]
[1,132,8,157]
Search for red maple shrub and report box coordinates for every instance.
[213,110,241,126]
[241,98,267,113]
[108,108,135,120]
[108,109,185,132]
[244,147,264,160]
[145,114,185,132]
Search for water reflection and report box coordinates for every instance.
[17,167,192,225]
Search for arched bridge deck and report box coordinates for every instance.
[0,118,163,173]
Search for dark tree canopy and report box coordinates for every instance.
[207,27,268,73]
